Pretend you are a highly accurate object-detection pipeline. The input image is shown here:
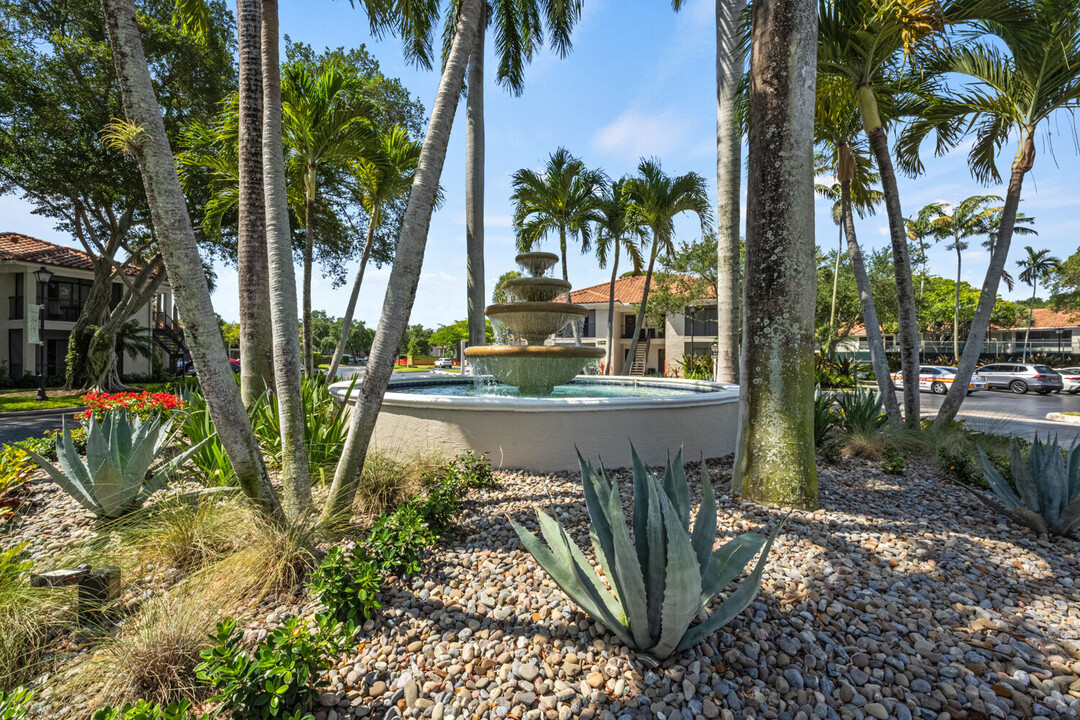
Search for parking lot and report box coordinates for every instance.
[898,387,1080,442]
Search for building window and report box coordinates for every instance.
[582,309,596,338]
[687,306,718,336]
[8,329,23,377]
[42,277,95,321]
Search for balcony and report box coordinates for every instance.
[8,296,22,320]
[44,300,82,322]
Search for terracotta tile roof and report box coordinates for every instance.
[565,274,716,305]
[845,307,1080,338]
[0,232,145,277]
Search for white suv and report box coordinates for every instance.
[434,357,454,369]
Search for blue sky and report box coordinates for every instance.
[3,0,1078,330]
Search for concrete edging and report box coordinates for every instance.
[1045,412,1080,425]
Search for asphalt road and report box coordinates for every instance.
[899,388,1080,443]
[0,410,71,446]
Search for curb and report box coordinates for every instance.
[1045,412,1080,425]
[0,406,86,421]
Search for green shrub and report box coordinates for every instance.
[176,388,237,487]
[1,428,88,496]
[91,699,208,720]
[451,451,496,488]
[24,415,208,519]
[977,435,1080,536]
[196,615,353,720]
[365,503,435,576]
[819,439,842,465]
[0,687,33,720]
[511,445,782,660]
[938,446,984,487]
[880,447,904,476]
[835,388,885,434]
[308,547,382,624]
[253,376,356,473]
[813,390,837,447]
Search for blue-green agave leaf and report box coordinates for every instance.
[698,532,767,608]
[690,458,717,575]
[651,487,702,659]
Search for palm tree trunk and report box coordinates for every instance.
[262,0,311,518]
[841,180,901,426]
[303,185,315,375]
[954,240,961,359]
[715,0,743,384]
[99,0,282,520]
[465,7,486,348]
[934,131,1034,428]
[624,243,658,376]
[319,0,483,527]
[732,0,818,510]
[1024,280,1036,362]
[605,243,620,375]
[237,0,273,407]
[829,222,842,330]
[558,225,582,343]
[327,223,375,380]
[858,85,919,428]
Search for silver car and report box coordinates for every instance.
[974,363,1064,395]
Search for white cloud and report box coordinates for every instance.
[591,109,690,159]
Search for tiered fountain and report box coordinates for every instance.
[464,252,604,395]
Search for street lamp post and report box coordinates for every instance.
[1056,327,1063,355]
[687,305,698,377]
[33,266,54,401]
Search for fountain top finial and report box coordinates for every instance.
[515,252,559,278]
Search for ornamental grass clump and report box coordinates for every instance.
[511,445,782,661]
[24,414,208,519]
[977,435,1080,537]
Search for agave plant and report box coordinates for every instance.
[511,446,781,660]
[814,389,837,447]
[24,414,208,519]
[835,388,885,434]
[977,436,1080,537]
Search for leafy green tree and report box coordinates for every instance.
[1017,247,1062,360]
[1050,248,1080,313]
[430,320,494,358]
[398,324,432,358]
[897,0,1080,426]
[491,271,523,304]
[623,159,711,376]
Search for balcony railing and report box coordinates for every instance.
[8,296,22,320]
[44,300,81,322]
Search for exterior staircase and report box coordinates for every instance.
[152,311,189,367]
[628,340,649,376]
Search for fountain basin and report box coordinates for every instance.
[465,345,605,394]
[330,376,739,472]
[503,277,571,303]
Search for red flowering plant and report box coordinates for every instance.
[80,391,185,422]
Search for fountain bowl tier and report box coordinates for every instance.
[464,345,605,394]
[503,277,571,303]
[484,302,590,345]
[515,251,559,276]
[329,376,739,472]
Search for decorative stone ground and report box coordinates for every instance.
[7,455,1080,720]
[313,457,1080,720]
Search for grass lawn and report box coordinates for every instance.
[0,391,86,413]
[1062,411,1080,417]
[393,366,434,373]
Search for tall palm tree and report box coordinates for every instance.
[978,209,1037,292]
[326,126,423,380]
[282,63,377,375]
[905,202,946,309]
[99,0,283,519]
[819,0,1009,428]
[734,0,818,509]
[321,0,484,526]
[929,195,1000,358]
[623,159,711,377]
[593,178,644,375]
[236,0,273,406]
[510,147,605,342]
[1017,246,1061,360]
[675,0,746,383]
[813,73,899,425]
[896,0,1079,426]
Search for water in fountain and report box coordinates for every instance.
[464,252,604,395]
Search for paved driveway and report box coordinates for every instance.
[0,410,74,446]
[899,389,1080,443]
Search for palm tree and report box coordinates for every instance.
[593,178,645,375]
[818,0,1009,428]
[978,209,1037,292]
[1017,247,1062,361]
[99,0,283,519]
[733,0,818,509]
[813,73,899,425]
[321,0,485,526]
[623,159,711,377]
[510,147,605,341]
[896,0,1080,426]
[929,195,1001,358]
[326,126,423,380]
[675,0,746,383]
[282,63,377,375]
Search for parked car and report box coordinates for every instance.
[890,365,987,395]
[434,357,454,369]
[1054,367,1080,394]
[973,363,1063,394]
[176,358,240,376]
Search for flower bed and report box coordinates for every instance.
[81,391,184,422]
